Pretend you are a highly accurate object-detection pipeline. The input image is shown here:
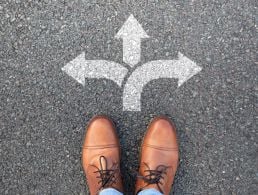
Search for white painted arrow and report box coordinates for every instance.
[62,52,128,87]
[122,52,202,111]
[115,14,149,67]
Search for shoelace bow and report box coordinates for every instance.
[137,163,171,194]
[91,156,119,191]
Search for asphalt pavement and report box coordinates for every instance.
[0,0,257,194]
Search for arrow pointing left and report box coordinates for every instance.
[62,52,128,87]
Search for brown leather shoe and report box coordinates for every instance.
[135,116,179,195]
[82,115,123,195]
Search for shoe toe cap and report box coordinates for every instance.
[144,116,178,149]
[83,116,119,147]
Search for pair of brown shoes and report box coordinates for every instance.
[82,115,179,195]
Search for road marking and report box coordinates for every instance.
[62,14,202,111]
[115,14,149,67]
[62,52,128,87]
[123,52,202,111]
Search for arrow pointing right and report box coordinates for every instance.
[122,52,202,111]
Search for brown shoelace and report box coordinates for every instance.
[91,156,119,191]
[137,163,170,194]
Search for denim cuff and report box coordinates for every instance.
[137,188,163,195]
[99,188,123,195]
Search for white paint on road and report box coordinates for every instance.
[115,14,149,67]
[62,52,128,87]
[123,52,202,111]
[61,15,203,111]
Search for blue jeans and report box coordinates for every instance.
[99,188,163,195]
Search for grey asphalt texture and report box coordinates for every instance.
[0,0,257,194]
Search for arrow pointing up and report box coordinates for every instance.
[115,14,149,67]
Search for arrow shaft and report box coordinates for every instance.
[84,60,128,87]
[123,60,180,111]
[123,38,141,67]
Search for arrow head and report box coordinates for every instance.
[115,14,149,39]
[62,52,86,86]
[177,52,202,87]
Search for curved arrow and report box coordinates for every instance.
[123,52,202,111]
[62,52,128,87]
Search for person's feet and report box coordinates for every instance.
[82,115,123,194]
[135,116,179,195]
